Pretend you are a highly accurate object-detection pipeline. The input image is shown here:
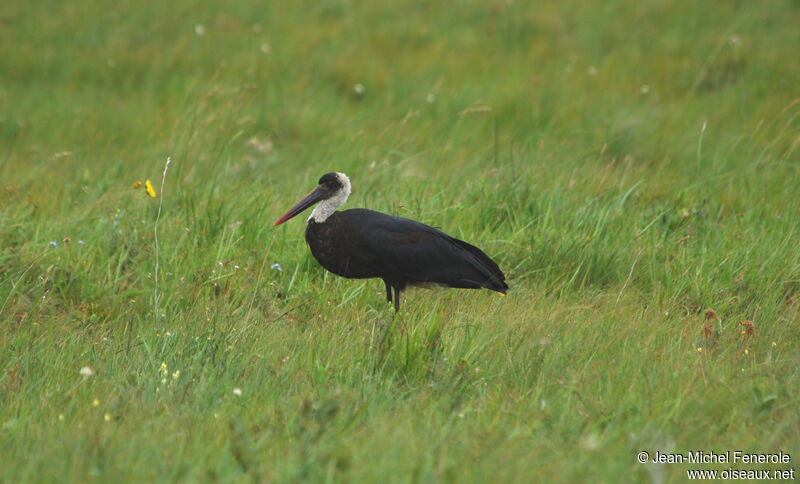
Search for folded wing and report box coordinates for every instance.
[340,209,507,293]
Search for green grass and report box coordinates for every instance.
[2,0,800,482]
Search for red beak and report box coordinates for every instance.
[274,186,324,226]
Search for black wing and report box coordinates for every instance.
[338,209,508,293]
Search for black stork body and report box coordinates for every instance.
[274,172,508,312]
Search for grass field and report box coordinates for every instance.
[2,0,800,482]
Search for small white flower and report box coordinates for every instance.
[426,93,436,103]
[581,433,601,450]
[195,24,206,36]
[353,83,365,95]
[587,66,598,76]
[260,43,270,54]
[233,387,242,396]
[247,136,273,154]
[640,84,650,94]
[270,263,283,272]
[80,366,94,377]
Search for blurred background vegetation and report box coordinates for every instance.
[1,0,798,482]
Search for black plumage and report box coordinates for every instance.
[274,172,508,312]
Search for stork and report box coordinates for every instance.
[274,172,508,312]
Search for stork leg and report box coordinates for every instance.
[384,280,392,304]
[384,280,401,313]
[393,286,401,313]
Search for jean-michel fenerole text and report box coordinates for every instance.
[651,450,790,465]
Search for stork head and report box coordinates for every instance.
[274,172,351,226]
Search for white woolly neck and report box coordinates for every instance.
[309,172,351,223]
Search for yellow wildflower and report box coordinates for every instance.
[145,179,156,198]
[133,181,142,189]
[104,413,111,422]
[92,398,100,407]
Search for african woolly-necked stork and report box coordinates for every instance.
[274,172,508,312]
